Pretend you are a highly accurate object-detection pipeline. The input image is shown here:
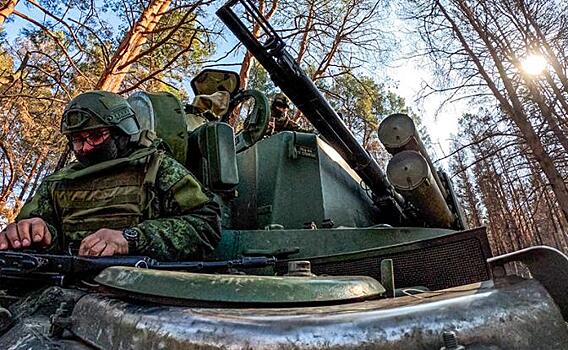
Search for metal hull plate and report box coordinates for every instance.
[71,278,568,350]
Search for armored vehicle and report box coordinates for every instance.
[1,0,568,349]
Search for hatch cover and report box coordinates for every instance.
[95,267,385,306]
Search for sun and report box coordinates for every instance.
[521,54,547,76]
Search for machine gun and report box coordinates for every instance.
[216,0,409,225]
[0,251,276,286]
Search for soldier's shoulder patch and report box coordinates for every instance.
[156,155,194,191]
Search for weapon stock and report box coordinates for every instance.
[216,0,408,224]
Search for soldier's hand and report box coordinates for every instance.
[79,229,128,257]
[267,119,275,135]
[0,218,52,250]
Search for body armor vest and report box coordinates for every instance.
[47,143,163,245]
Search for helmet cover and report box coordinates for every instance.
[272,93,290,109]
[61,91,139,135]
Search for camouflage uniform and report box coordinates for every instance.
[267,93,304,136]
[14,90,221,261]
[17,152,221,261]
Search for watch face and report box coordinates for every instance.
[123,228,139,240]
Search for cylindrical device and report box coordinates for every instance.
[378,113,448,199]
[378,113,425,154]
[387,150,454,228]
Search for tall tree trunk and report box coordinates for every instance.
[543,73,568,123]
[530,159,568,250]
[0,140,14,203]
[95,0,172,92]
[25,160,47,203]
[517,1,568,94]
[238,50,256,93]
[516,161,544,246]
[490,160,523,250]
[17,151,44,201]
[295,1,315,64]
[454,152,482,227]
[523,80,568,153]
[498,154,537,247]
[479,179,507,254]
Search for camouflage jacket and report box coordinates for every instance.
[17,153,221,261]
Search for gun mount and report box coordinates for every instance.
[217,0,408,224]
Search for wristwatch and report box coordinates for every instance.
[122,227,140,252]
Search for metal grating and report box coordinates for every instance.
[276,229,491,291]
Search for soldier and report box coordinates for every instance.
[267,93,304,135]
[0,91,221,261]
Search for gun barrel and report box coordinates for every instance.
[156,256,276,270]
[217,0,406,223]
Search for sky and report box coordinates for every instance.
[382,15,464,165]
[387,60,462,163]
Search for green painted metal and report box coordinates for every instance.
[94,267,384,304]
[187,122,239,193]
[148,92,188,165]
[380,259,395,298]
[230,132,378,230]
[212,226,454,260]
[387,150,454,227]
[234,89,270,153]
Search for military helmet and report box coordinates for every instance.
[272,93,290,109]
[61,91,140,135]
